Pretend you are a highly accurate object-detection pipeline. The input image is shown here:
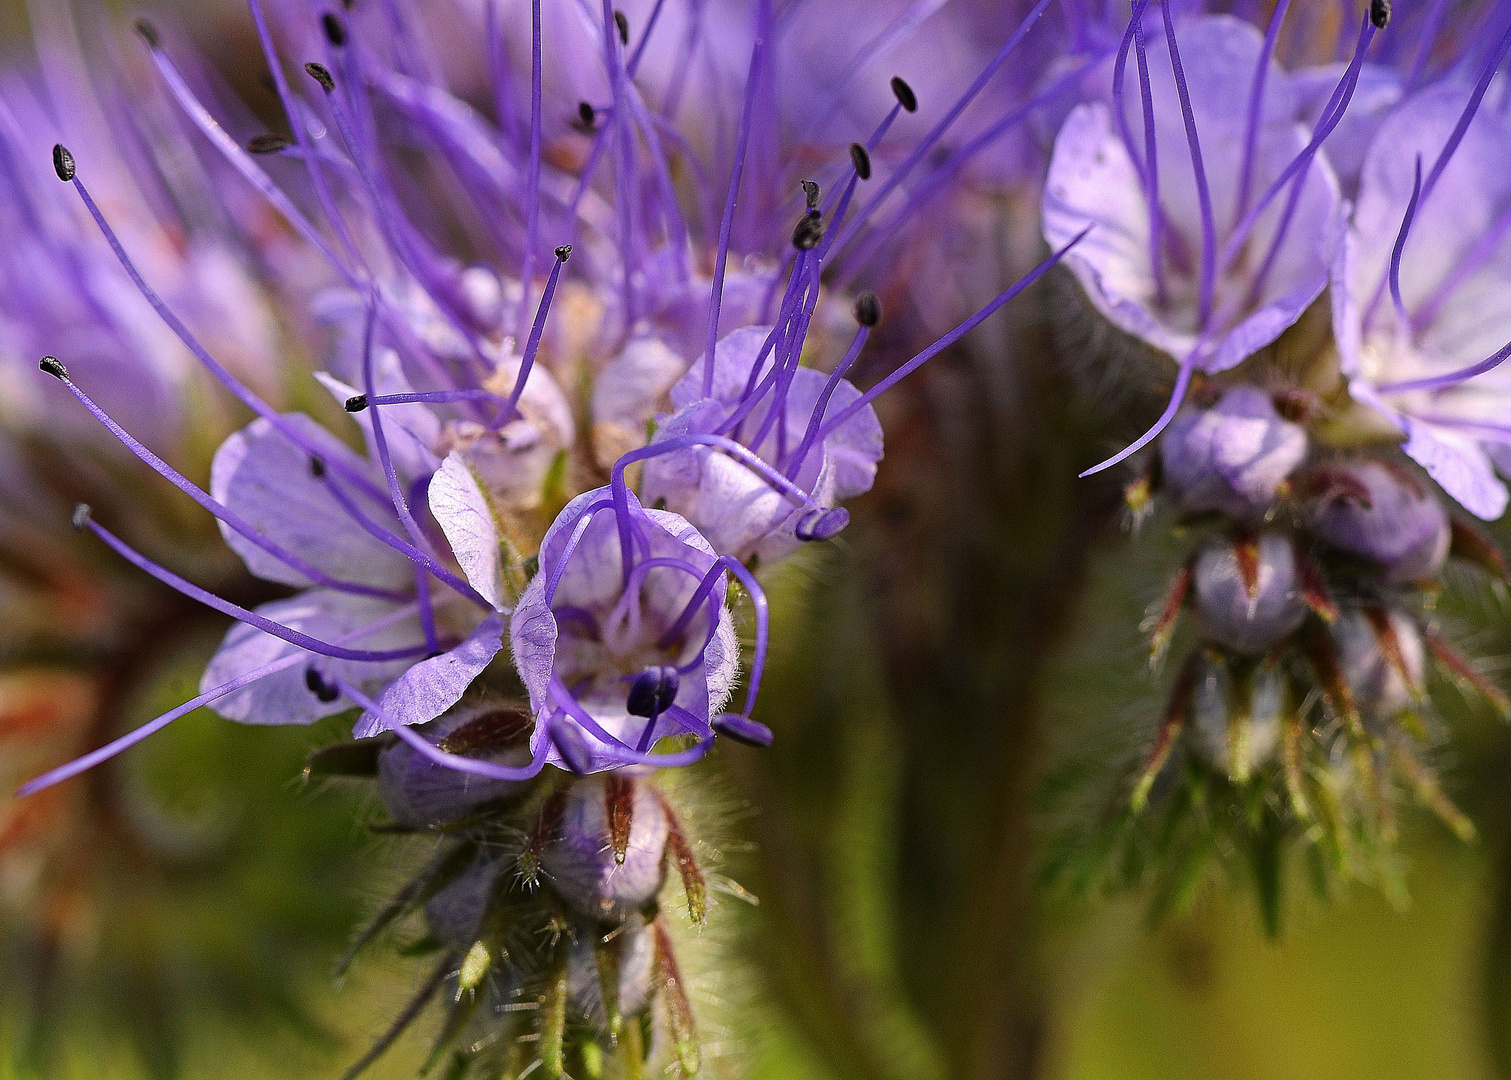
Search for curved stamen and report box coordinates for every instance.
[350,389,508,411]
[343,685,550,781]
[1133,14,1166,308]
[656,555,769,715]
[703,5,768,397]
[79,511,439,663]
[38,359,405,601]
[1375,338,1511,395]
[814,228,1088,446]
[14,602,421,797]
[1385,156,1424,331]
[506,245,569,414]
[783,323,872,479]
[1080,339,1200,477]
[1161,2,1217,332]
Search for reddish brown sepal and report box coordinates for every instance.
[605,774,635,866]
[1427,631,1511,718]
[655,792,706,924]
[1449,517,1508,581]
[1292,540,1338,623]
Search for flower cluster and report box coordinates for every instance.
[14,0,1074,1073]
[1039,0,1511,918]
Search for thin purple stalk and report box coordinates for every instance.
[15,602,421,797]
[84,516,434,662]
[1235,0,1290,229]
[1387,157,1424,330]
[1376,338,1511,394]
[783,325,870,479]
[506,249,567,413]
[1161,2,1216,332]
[1405,0,1453,89]
[1133,16,1167,307]
[703,13,768,397]
[815,228,1089,445]
[368,390,508,409]
[48,368,405,601]
[515,0,544,334]
[1080,342,1200,477]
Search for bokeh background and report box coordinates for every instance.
[2,2,1510,1079]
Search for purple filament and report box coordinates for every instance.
[506,249,567,414]
[351,686,550,781]
[1079,340,1201,477]
[1234,0,1290,229]
[516,0,544,334]
[814,227,1089,446]
[1386,156,1425,331]
[1376,338,1511,395]
[368,389,508,409]
[703,11,768,397]
[783,325,871,480]
[1161,2,1217,332]
[1133,15,1167,308]
[15,602,420,798]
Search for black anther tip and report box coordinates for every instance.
[801,179,820,209]
[613,9,629,45]
[304,667,340,702]
[134,17,162,49]
[1370,0,1390,28]
[322,12,347,46]
[39,355,69,380]
[890,75,917,112]
[792,213,823,250]
[854,292,881,327]
[344,394,368,412]
[52,144,75,183]
[577,101,596,128]
[305,62,335,92]
[246,133,293,155]
[554,244,572,261]
[309,455,327,478]
[71,504,92,532]
[849,142,872,180]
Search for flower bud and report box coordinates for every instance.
[1191,654,1284,779]
[540,776,669,923]
[377,704,534,827]
[1160,387,1307,519]
[1192,532,1307,656]
[1331,607,1425,719]
[566,914,656,1032]
[1312,461,1450,585]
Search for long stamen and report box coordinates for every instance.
[1234,0,1290,228]
[1133,15,1167,308]
[506,245,570,414]
[814,228,1089,445]
[703,6,768,397]
[1376,338,1511,395]
[78,508,438,663]
[1161,2,1217,331]
[516,0,544,334]
[1404,0,1452,88]
[614,433,837,520]
[348,389,508,411]
[783,312,874,480]
[1385,156,1424,330]
[61,157,391,507]
[15,602,422,797]
[1080,340,1200,477]
[37,359,406,602]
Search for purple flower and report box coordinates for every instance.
[539,776,669,921]
[377,703,535,827]
[510,487,756,773]
[1160,385,1308,518]
[1331,606,1425,719]
[1332,75,1511,520]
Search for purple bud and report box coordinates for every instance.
[1331,607,1424,719]
[1191,654,1284,777]
[1312,462,1450,585]
[566,914,656,1030]
[795,506,849,541]
[1160,387,1307,519]
[713,713,773,747]
[377,705,534,827]
[627,667,679,718]
[540,777,668,923]
[1192,533,1307,656]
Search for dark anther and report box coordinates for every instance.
[792,213,824,250]
[322,12,347,45]
[577,101,596,129]
[71,504,92,532]
[1370,0,1390,28]
[802,179,820,208]
[246,133,293,155]
[306,62,336,93]
[39,355,69,380]
[134,17,162,49]
[342,0,354,8]
[627,667,679,718]
[555,244,572,261]
[52,144,75,183]
[713,713,774,747]
[795,506,849,541]
[305,667,340,703]
[890,75,917,113]
[849,142,872,180]
[309,455,327,478]
[614,9,629,45]
[344,394,369,413]
[854,292,881,327]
